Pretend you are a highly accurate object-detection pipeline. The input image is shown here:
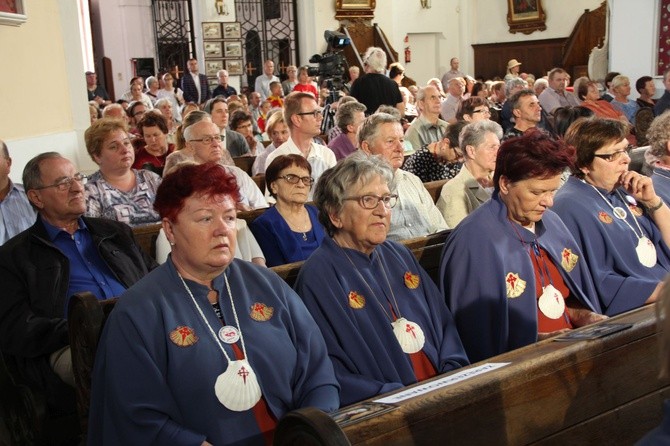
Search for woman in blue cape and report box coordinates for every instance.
[88,162,338,446]
[553,118,670,315]
[440,130,606,363]
[294,152,468,406]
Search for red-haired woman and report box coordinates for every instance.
[440,129,606,363]
[88,162,339,445]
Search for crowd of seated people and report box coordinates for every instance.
[4,53,670,445]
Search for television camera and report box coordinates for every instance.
[307,30,351,105]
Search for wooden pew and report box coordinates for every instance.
[272,231,449,287]
[252,174,266,194]
[233,155,256,176]
[423,179,448,204]
[68,292,117,436]
[274,305,669,445]
[132,223,162,260]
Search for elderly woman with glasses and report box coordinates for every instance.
[553,118,670,315]
[440,130,605,363]
[250,155,325,267]
[84,118,162,227]
[294,152,468,406]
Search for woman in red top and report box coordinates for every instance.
[292,66,319,98]
[133,111,175,176]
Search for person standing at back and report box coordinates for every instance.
[350,47,404,117]
[255,59,280,101]
[181,58,211,106]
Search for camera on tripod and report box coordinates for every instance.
[307,30,351,105]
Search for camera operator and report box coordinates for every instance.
[350,47,404,117]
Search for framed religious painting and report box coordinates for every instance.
[204,41,223,58]
[223,22,241,39]
[0,0,27,26]
[507,0,546,35]
[224,41,242,58]
[205,59,224,77]
[202,22,222,40]
[226,60,243,76]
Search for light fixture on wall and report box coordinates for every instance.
[420,0,431,9]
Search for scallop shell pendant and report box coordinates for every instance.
[214,359,262,411]
[391,317,425,354]
[538,284,565,319]
[636,236,657,268]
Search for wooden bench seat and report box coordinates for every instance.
[274,305,669,445]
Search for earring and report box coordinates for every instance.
[169,241,175,246]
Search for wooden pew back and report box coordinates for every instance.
[275,306,669,445]
[132,223,162,260]
[423,179,448,204]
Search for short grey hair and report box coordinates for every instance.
[358,112,400,147]
[22,152,64,191]
[363,47,387,74]
[313,151,394,236]
[460,120,503,155]
[101,103,125,118]
[648,110,670,158]
[335,101,367,132]
[145,76,158,89]
[505,78,527,96]
[154,98,172,110]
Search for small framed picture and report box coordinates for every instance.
[204,41,223,58]
[205,60,224,77]
[208,77,219,91]
[226,60,243,76]
[223,22,241,39]
[224,41,242,58]
[202,22,222,40]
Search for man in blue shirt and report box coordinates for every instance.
[0,152,156,414]
[0,139,36,245]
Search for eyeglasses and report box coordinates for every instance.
[472,108,491,115]
[296,109,323,118]
[344,194,398,210]
[593,145,633,162]
[280,174,314,186]
[189,135,224,144]
[35,173,87,192]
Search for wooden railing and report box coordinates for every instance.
[275,305,668,445]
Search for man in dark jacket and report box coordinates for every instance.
[0,152,157,414]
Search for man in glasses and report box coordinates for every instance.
[263,92,336,200]
[0,152,156,416]
[360,113,448,241]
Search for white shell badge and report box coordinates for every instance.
[538,284,565,319]
[214,359,262,411]
[636,236,657,268]
[391,318,425,354]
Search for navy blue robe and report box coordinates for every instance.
[553,177,670,315]
[294,237,468,406]
[88,258,339,445]
[440,193,601,363]
[652,167,670,207]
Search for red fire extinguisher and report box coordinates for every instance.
[404,35,411,64]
